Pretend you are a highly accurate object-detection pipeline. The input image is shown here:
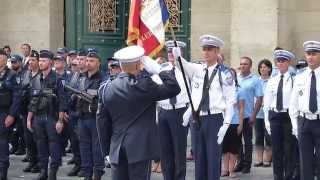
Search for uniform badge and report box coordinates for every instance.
[194,83,199,89]
[299,90,303,96]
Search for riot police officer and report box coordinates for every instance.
[72,51,105,180]
[27,50,67,180]
[9,54,26,156]
[0,49,21,180]
[21,50,41,173]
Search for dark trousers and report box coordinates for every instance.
[298,116,320,180]
[79,117,105,177]
[194,113,223,180]
[9,114,25,151]
[33,115,62,170]
[0,112,9,172]
[68,113,81,165]
[255,118,272,149]
[111,147,152,180]
[269,111,298,180]
[22,114,38,163]
[158,107,187,180]
[238,118,253,168]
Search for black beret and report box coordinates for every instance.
[39,50,54,60]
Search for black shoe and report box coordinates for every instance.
[48,168,57,180]
[14,148,26,156]
[21,155,30,162]
[106,162,111,168]
[241,166,251,174]
[253,162,264,167]
[67,157,75,165]
[34,169,47,180]
[23,163,34,172]
[234,164,243,172]
[263,162,271,167]
[9,147,17,155]
[67,165,80,176]
[77,170,85,177]
[31,165,40,173]
[93,174,101,180]
[65,148,72,153]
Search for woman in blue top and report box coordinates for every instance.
[221,68,244,178]
[254,59,273,167]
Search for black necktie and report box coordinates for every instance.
[201,68,210,112]
[169,67,177,107]
[276,74,284,111]
[309,71,317,113]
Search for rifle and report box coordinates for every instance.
[64,84,95,104]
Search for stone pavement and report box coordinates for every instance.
[7,154,274,180]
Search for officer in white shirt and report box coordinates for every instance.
[157,40,189,180]
[264,49,299,180]
[289,40,320,180]
[172,35,236,180]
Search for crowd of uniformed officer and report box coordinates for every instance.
[0,36,320,180]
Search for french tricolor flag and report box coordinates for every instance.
[127,0,169,57]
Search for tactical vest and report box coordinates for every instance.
[0,68,13,108]
[31,72,58,115]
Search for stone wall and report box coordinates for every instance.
[0,0,64,54]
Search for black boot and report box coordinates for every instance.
[23,162,35,172]
[31,164,40,173]
[84,177,93,180]
[77,169,85,177]
[21,154,30,162]
[93,174,101,180]
[14,147,26,155]
[67,164,80,176]
[0,170,7,180]
[48,168,58,180]
[67,157,75,165]
[34,169,47,180]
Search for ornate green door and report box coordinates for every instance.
[65,0,191,62]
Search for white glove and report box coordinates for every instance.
[172,47,182,60]
[292,128,298,138]
[265,119,271,135]
[217,123,230,145]
[182,107,192,127]
[142,56,161,74]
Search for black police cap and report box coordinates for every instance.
[10,54,23,62]
[68,50,77,56]
[39,50,54,60]
[30,50,39,59]
[53,55,65,61]
[57,47,68,54]
[87,51,100,60]
[77,49,87,56]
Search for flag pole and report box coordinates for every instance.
[169,26,199,127]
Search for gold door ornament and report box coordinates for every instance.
[88,0,117,32]
[165,0,181,30]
